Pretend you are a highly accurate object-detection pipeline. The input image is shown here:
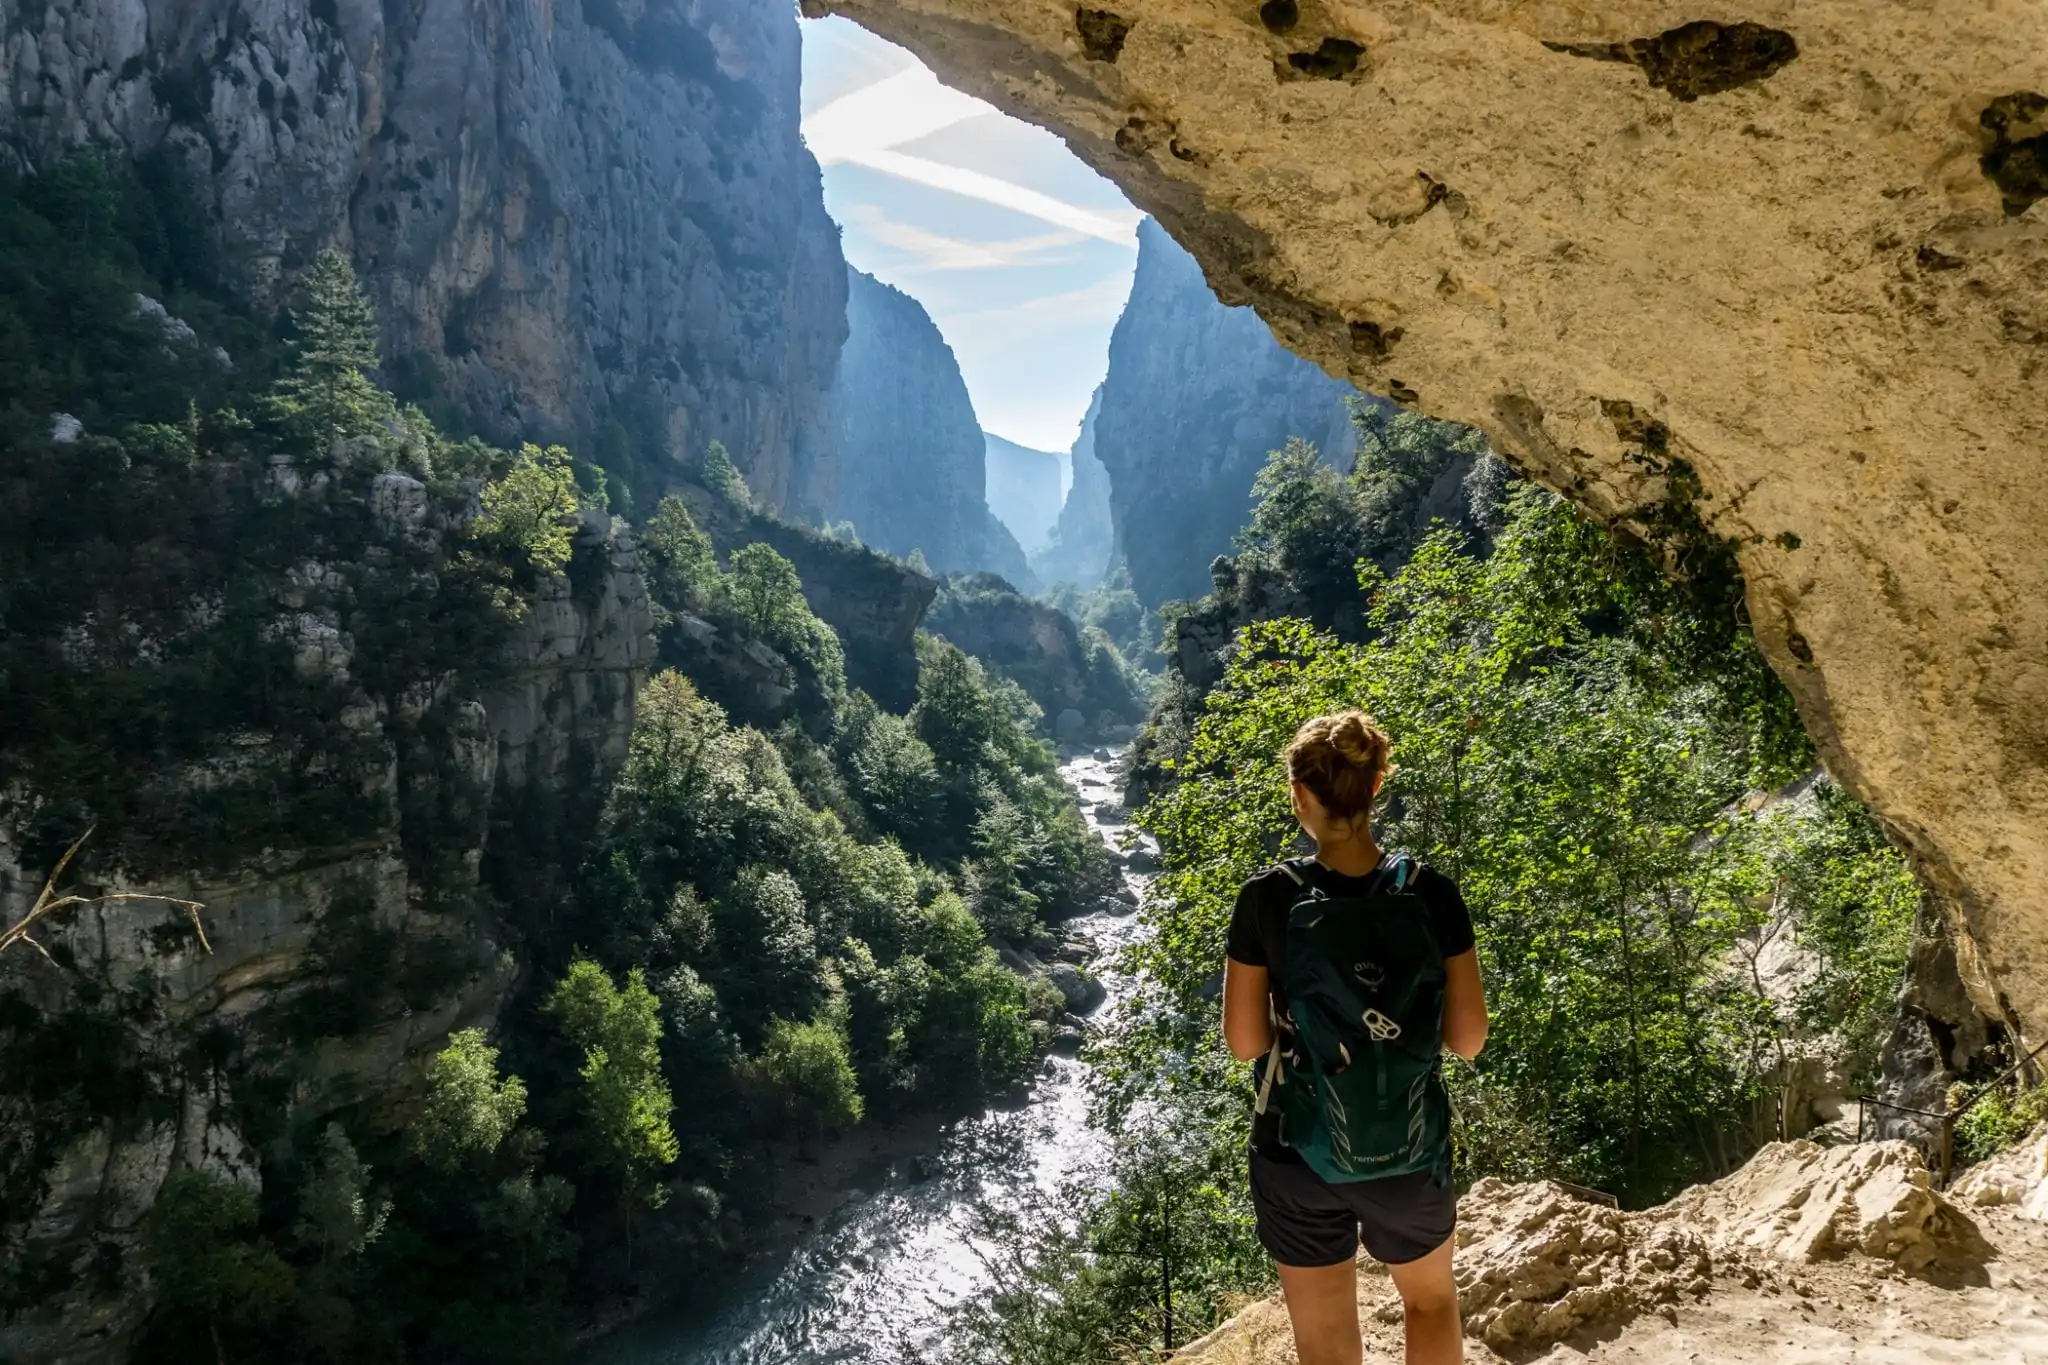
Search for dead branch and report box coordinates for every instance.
[0,826,209,962]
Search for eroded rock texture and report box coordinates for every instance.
[830,268,988,569]
[810,0,2048,1036]
[1,0,847,515]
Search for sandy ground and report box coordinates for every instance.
[1181,1192,2048,1365]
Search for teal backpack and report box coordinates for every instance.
[1254,854,1452,1184]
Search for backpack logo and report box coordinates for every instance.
[1354,959,1386,989]
[1360,1008,1402,1042]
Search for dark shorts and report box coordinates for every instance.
[1249,1150,1456,1268]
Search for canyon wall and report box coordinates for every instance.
[0,0,847,516]
[984,431,1067,555]
[1094,217,1358,608]
[824,266,1037,590]
[1033,385,1116,589]
[828,267,987,570]
[808,0,2048,1040]
[0,502,654,1364]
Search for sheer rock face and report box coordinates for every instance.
[0,0,847,516]
[1096,218,1358,608]
[828,268,989,572]
[812,0,2048,1036]
[1033,385,1116,589]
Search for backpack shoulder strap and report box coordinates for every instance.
[1384,852,1417,893]
[1274,858,1323,897]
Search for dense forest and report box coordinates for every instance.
[0,151,1126,1363]
[942,407,1949,1363]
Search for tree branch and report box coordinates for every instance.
[1,827,209,961]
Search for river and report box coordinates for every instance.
[594,749,1150,1365]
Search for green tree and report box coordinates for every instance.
[760,1014,865,1155]
[411,1029,529,1173]
[723,541,846,693]
[640,494,724,614]
[712,866,822,1031]
[726,542,807,638]
[547,960,679,1261]
[701,440,752,507]
[270,248,397,445]
[836,693,944,850]
[146,1169,296,1355]
[467,444,584,580]
[295,1124,386,1263]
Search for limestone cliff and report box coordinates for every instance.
[806,0,2048,1040]
[1031,385,1116,589]
[1089,217,1356,607]
[984,431,1067,556]
[0,0,847,516]
[0,496,653,1364]
[827,268,988,572]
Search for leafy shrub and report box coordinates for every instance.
[145,1170,295,1342]
[1954,1082,2048,1168]
[411,1030,530,1173]
[640,493,723,615]
[760,1014,865,1147]
[547,960,679,1223]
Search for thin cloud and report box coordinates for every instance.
[803,66,984,162]
[845,208,1090,272]
[939,273,1135,326]
[848,149,1141,245]
[805,66,1141,247]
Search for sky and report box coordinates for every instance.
[799,16,1142,454]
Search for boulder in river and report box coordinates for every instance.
[1049,963,1108,1015]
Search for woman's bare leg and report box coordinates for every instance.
[1276,1259,1362,1365]
[1385,1237,1461,1365]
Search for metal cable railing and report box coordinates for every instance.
[1856,1033,2048,1187]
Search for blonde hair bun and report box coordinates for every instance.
[1286,710,1394,823]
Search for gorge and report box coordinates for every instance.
[4,2,2047,1362]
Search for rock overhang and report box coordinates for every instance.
[808,0,2048,1035]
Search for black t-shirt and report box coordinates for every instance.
[1225,857,1476,1161]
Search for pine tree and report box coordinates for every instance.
[272,248,396,447]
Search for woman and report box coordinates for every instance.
[1223,711,1489,1365]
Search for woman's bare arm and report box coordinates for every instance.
[1442,949,1489,1061]
[1223,957,1273,1061]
